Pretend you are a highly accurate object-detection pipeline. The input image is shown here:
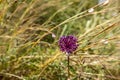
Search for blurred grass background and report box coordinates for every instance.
[0,0,120,80]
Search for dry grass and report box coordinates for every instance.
[0,0,120,80]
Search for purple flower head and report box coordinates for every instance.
[58,35,78,54]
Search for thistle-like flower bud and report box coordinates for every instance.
[58,35,78,54]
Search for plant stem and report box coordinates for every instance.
[67,55,70,80]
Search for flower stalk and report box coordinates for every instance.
[58,35,78,80]
[67,54,70,80]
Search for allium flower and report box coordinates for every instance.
[58,35,78,54]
